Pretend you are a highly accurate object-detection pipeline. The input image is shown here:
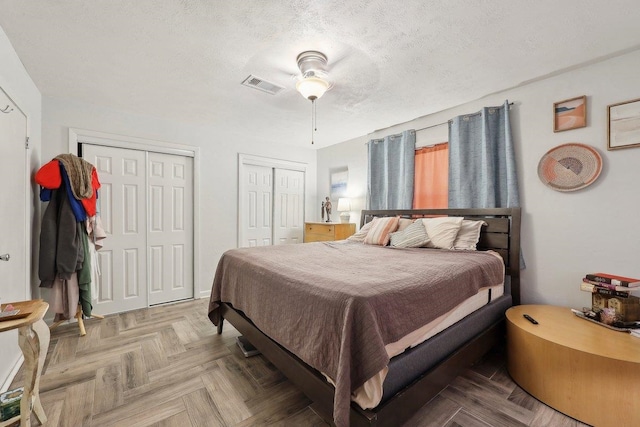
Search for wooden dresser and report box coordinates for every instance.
[304,222,356,243]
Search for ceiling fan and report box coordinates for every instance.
[293,50,333,144]
[294,50,332,101]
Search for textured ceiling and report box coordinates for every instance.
[1,1,640,148]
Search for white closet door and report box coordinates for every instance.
[273,169,304,244]
[240,164,273,247]
[0,88,28,384]
[83,145,148,314]
[0,91,27,299]
[147,152,194,305]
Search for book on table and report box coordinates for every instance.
[581,278,640,296]
[585,272,640,288]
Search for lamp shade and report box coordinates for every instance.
[337,198,351,223]
[296,76,329,100]
[337,198,351,211]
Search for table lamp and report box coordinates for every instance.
[337,198,351,223]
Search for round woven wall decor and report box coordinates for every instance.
[537,143,602,192]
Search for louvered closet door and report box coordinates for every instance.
[147,152,194,305]
[83,144,148,314]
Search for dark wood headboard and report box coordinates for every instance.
[361,208,521,305]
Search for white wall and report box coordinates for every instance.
[41,96,317,300]
[0,27,42,389]
[318,49,640,309]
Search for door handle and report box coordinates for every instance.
[0,254,9,261]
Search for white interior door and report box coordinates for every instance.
[0,88,28,387]
[82,144,148,314]
[147,152,194,305]
[273,169,304,244]
[240,164,273,247]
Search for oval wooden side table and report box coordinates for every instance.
[0,300,50,427]
[506,304,640,427]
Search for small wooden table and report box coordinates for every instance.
[506,304,640,427]
[0,300,49,427]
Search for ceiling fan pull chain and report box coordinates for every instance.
[311,99,315,145]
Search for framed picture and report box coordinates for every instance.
[607,98,640,150]
[553,95,586,132]
[329,167,348,202]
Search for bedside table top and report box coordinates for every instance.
[506,304,640,363]
[507,304,640,427]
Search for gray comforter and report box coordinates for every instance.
[208,241,504,427]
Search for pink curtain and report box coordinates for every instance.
[413,143,448,209]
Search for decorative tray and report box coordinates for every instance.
[572,310,630,332]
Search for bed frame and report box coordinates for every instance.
[217,207,521,426]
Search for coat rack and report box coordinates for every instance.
[37,153,106,337]
[49,305,104,336]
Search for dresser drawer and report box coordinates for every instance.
[305,223,335,237]
[305,233,335,242]
[304,222,356,243]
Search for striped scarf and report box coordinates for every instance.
[55,153,94,200]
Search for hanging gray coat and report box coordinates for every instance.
[39,184,84,288]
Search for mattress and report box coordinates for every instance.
[337,283,505,408]
[382,293,512,403]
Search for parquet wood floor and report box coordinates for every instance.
[9,299,589,426]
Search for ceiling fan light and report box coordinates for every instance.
[296,77,329,100]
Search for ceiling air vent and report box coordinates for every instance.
[241,75,285,95]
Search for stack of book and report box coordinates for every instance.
[581,272,640,294]
[581,272,640,322]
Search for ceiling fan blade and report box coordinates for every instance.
[327,51,349,70]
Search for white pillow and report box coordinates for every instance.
[453,220,487,250]
[421,217,464,249]
[397,218,414,232]
[389,220,430,248]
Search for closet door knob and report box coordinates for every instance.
[0,254,10,261]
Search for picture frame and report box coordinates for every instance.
[553,95,587,132]
[607,97,640,150]
[329,167,348,202]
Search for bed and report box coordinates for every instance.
[208,208,521,427]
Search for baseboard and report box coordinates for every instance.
[1,354,24,393]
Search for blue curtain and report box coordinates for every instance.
[448,100,520,208]
[448,100,524,268]
[367,130,415,210]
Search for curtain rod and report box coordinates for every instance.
[415,101,514,133]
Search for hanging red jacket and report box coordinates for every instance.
[35,158,100,216]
